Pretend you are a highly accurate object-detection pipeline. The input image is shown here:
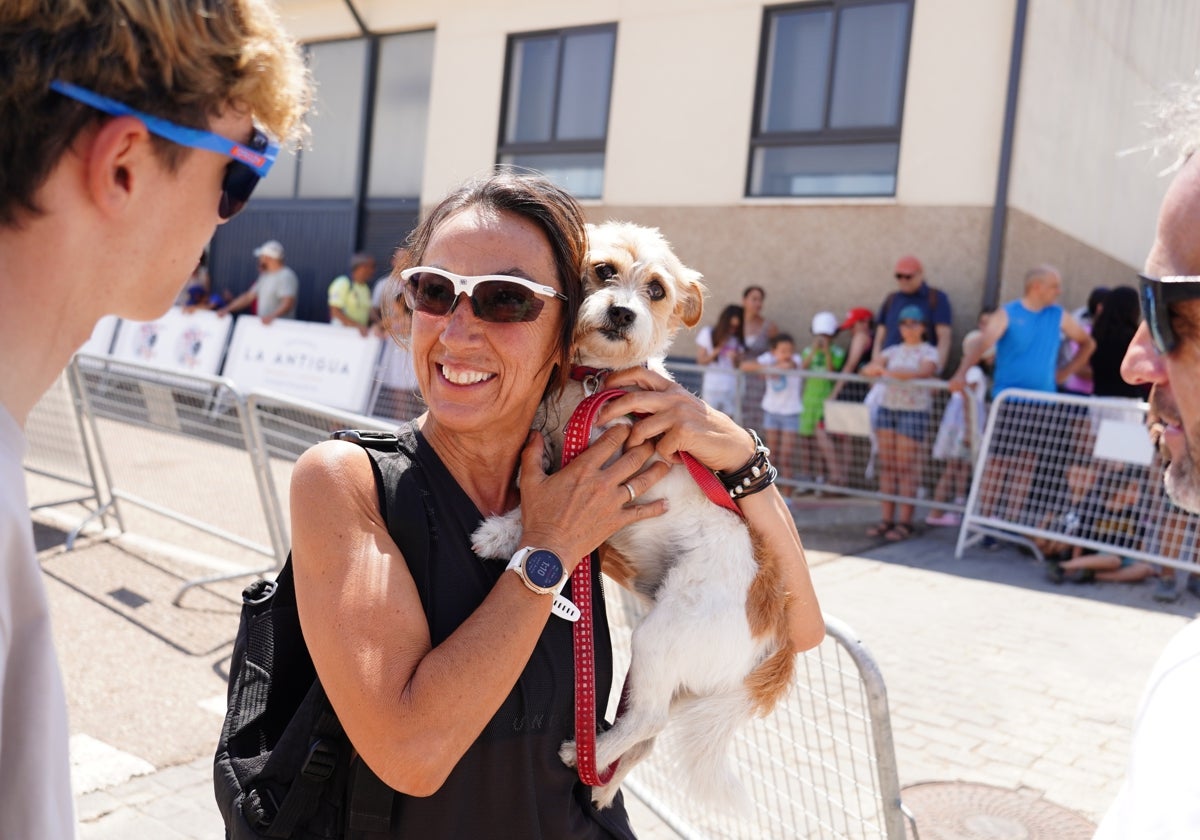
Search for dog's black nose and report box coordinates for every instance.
[608,306,636,328]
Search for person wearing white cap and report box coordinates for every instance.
[218,238,299,323]
[797,311,847,489]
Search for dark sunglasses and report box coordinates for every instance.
[1138,273,1200,354]
[895,272,916,281]
[49,79,277,220]
[400,267,566,323]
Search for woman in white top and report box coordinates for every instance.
[695,304,746,416]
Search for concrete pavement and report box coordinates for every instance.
[29,484,1199,838]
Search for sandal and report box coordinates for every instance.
[866,521,894,538]
[884,522,915,542]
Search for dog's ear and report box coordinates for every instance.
[675,268,706,329]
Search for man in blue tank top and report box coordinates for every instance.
[949,265,1095,523]
[951,265,1094,397]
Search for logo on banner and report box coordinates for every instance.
[175,327,206,369]
[135,324,160,360]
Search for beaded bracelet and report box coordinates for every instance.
[716,428,778,499]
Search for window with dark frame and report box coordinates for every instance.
[497,24,617,200]
[748,0,913,198]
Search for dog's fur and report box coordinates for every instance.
[471,221,794,812]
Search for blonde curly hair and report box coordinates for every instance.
[0,0,312,225]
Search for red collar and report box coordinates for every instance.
[570,365,610,382]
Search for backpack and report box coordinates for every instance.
[215,429,425,839]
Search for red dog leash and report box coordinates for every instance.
[560,387,743,787]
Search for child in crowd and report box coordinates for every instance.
[741,333,803,486]
[862,305,940,540]
[798,312,847,488]
[926,331,990,526]
[1036,464,1156,584]
[696,304,746,417]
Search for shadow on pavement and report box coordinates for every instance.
[795,503,1200,620]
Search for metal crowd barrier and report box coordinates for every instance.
[243,389,397,552]
[606,584,912,839]
[665,360,981,519]
[29,357,405,604]
[23,370,112,547]
[69,354,283,601]
[955,388,1200,572]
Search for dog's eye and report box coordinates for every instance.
[647,279,666,301]
[594,263,616,281]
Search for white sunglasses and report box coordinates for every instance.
[399,266,566,323]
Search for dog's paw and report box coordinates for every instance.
[592,780,620,811]
[470,508,523,559]
[558,740,578,768]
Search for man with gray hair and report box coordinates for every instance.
[948,265,1095,524]
[1095,89,1200,839]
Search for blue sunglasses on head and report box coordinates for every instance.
[49,79,277,219]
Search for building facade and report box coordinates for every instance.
[210,0,1200,350]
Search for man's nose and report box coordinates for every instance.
[1121,321,1165,387]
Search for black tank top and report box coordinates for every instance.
[355,422,636,839]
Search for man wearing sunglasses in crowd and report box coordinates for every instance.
[1095,81,1200,839]
[0,2,310,835]
[874,254,955,373]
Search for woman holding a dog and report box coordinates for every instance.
[288,170,824,838]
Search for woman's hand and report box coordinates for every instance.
[516,424,671,567]
[595,367,756,474]
[597,366,825,654]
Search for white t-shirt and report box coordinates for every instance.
[879,342,941,411]
[0,404,76,838]
[1094,618,1200,839]
[756,351,803,415]
[249,266,299,319]
[696,326,741,404]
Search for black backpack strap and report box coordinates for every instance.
[346,758,397,833]
[252,700,345,837]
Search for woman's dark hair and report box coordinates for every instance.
[1090,286,1139,348]
[1086,286,1110,318]
[388,168,587,399]
[712,304,745,349]
[742,285,766,301]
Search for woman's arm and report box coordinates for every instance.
[596,367,825,653]
[291,430,669,795]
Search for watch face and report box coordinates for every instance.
[524,549,564,589]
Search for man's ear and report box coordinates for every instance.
[84,115,154,217]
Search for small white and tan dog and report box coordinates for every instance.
[471,221,794,812]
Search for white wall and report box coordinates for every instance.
[276,0,1017,209]
[895,0,1013,206]
[1010,0,1200,270]
[273,0,1199,277]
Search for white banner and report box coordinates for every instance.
[78,315,120,357]
[223,317,381,413]
[108,307,233,376]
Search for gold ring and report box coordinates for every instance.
[624,483,637,503]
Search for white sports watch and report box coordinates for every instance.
[507,546,580,622]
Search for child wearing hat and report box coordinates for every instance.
[862,304,941,540]
[796,312,847,489]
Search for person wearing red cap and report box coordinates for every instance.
[829,307,875,402]
[874,256,954,373]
